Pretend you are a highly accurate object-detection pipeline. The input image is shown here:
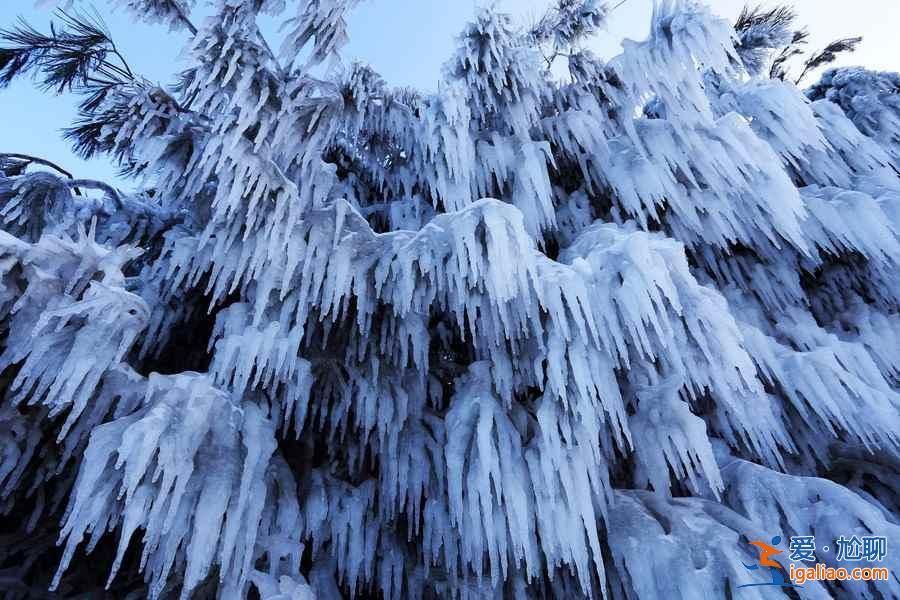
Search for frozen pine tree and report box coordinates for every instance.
[0,0,898,598]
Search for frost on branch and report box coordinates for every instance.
[0,0,899,598]
[281,0,361,69]
[210,302,313,436]
[0,226,147,436]
[807,67,900,162]
[53,372,297,600]
[606,491,779,600]
[718,447,900,599]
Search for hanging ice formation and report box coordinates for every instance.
[0,0,898,598]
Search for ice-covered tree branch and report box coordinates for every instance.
[0,1,898,599]
[0,152,76,179]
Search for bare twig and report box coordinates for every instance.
[0,152,75,179]
[168,0,198,35]
[0,153,124,207]
[0,152,84,196]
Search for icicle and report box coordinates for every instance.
[52,373,289,600]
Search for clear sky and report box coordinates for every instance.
[1,0,898,186]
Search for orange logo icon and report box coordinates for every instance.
[749,537,785,569]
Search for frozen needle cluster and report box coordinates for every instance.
[0,0,898,598]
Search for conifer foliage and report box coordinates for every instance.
[0,1,898,598]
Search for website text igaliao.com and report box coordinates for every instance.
[789,563,890,584]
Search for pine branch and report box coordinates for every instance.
[1,12,202,172]
[768,29,808,80]
[734,4,861,84]
[529,0,614,72]
[733,4,799,76]
[795,36,863,85]
[734,4,797,34]
[0,10,131,93]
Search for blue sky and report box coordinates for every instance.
[1,0,898,186]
